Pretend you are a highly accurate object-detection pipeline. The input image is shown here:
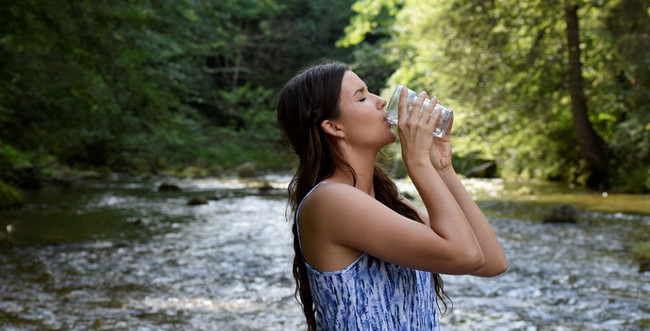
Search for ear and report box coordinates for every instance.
[320,119,345,138]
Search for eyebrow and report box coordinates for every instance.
[352,86,365,97]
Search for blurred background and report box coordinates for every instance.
[1,0,649,330]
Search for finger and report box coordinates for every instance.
[409,91,428,124]
[425,96,440,125]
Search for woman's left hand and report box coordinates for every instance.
[429,109,453,171]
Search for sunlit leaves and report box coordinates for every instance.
[337,0,401,47]
[343,0,649,188]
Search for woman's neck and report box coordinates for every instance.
[329,150,377,197]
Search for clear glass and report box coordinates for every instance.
[385,84,453,138]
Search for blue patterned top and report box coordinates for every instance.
[296,182,440,331]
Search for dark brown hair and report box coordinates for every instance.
[277,60,450,330]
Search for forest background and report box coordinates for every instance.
[1,0,649,208]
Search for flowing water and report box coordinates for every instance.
[0,174,648,330]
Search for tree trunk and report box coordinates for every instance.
[563,0,609,189]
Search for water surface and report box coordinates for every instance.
[0,175,648,330]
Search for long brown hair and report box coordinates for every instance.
[277,61,450,330]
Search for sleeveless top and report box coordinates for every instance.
[296,182,440,331]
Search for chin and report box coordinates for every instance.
[384,132,397,145]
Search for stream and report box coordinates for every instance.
[0,174,648,330]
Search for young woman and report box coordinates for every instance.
[277,61,507,330]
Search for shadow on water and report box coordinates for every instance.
[0,175,648,330]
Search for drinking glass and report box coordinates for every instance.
[385,84,453,138]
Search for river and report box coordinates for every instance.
[0,174,648,330]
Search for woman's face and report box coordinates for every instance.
[335,70,396,150]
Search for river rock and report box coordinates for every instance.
[236,162,257,178]
[187,196,208,206]
[639,259,650,273]
[632,242,650,273]
[180,165,208,178]
[258,181,274,193]
[158,183,182,192]
[543,204,578,223]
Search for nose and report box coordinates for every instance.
[377,95,387,110]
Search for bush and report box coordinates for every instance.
[0,181,23,210]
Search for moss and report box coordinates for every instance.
[631,242,650,273]
[0,181,24,210]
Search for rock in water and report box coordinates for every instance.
[158,183,182,192]
[187,196,208,206]
[236,162,257,178]
[543,204,578,223]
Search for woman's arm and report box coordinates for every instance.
[437,167,508,276]
[399,171,507,277]
[299,91,486,275]
[425,98,508,276]
[300,181,485,274]
[396,89,486,273]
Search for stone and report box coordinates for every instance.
[542,204,578,223]
[632,242,650,273]
[158,183,181,192]
[187,196,208,206]
[236,162,257,178]
[258,181,274,192]
[639,259,650,273]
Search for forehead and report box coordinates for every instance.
[340,70,365,97]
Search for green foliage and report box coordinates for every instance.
[0,0,203,168]
[344,0,650,190]
[0,0,357,178]
[337,0,401,93]
[0,181,23,209]
[337,0,402,48]
[0,140,30,167]
[215,84,278,139]
[2,0,648,192]
[388,0,580,181]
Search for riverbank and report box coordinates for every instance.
[4,163,650,216]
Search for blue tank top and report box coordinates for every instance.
[296,182,440,331]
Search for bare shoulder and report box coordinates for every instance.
[299,182,378,219]
[297,182,387,270]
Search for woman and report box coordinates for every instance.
[277,61,507,330]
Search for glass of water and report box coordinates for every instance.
[385,84,453,138]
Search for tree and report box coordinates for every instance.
[564,0,609,188]
[342,0,649,190]
[0,0,361,180]
[335,0,403,93]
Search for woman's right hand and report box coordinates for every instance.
[397,89,442,167]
